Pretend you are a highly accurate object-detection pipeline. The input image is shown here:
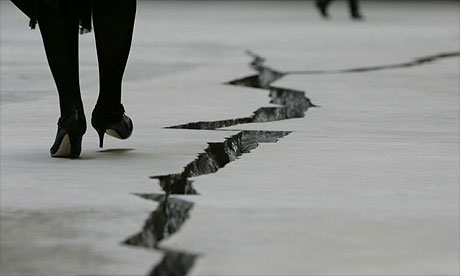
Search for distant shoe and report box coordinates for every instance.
[50,109,86,158]
[316,0,329,18]
[351,13,364,20]
[91,104,133,148]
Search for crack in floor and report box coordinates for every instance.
[167,90,317,130]
[152,130,291,195]
[148,249,198,276]
[227,50,285,89]
[168,51,319,130]
[125,50,314,276]
[124,49,458,276]
[285,51,460,75]
[123,194,198,276]
[124,194,194,248]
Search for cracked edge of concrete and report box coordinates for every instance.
[166,50,319,130]
[127,51,297,276]
[148,249,199,276]
[166,93,317,130]
[151,130,291,195]
[166,50,317,130]
[123,194,198,276]
[286,51,460,75]
[125,130,290,275]
[123,194,194,248]
[228,50,286,89]
[123,49,459,276]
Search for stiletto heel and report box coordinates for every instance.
[91,104,133,148]
[96,128,105,148]
[50,110,86,158]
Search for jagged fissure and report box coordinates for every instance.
[228,51,460,86]
[148,250,198,276]
[168,51,318,130]
[166,96,316,130]
[152,130,291,195]
[126,49,459,276]
[124,131,290,275]
[167,86,317,130]
[227,50,285,89]
[124,194,194,248]
[123,194,197,276]
[126,51,305,276]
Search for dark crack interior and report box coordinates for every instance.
[152,174,199,195]
[227,74,261,88]
[167,117,253,130]
[227,68,284,89]
[167,87,316,130]
[227,51,285,89]
[124,194,194,249]
[148,249,198,276]
[152,130,290,195]
[269,86,318,118]
[286,51,460,75]
[123,194,198,276]
[227,50,285,89]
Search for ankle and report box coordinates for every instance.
[91,104,126,127]
[57,110,87,135]
[94,103,124,113]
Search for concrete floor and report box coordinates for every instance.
[1,1,459,275]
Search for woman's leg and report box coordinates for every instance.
[38,4,83,117]
[93,0,137,112]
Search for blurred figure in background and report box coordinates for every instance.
[316,0,363,20]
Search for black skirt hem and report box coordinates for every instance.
[12,0,93,34]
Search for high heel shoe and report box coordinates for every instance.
[91,104,133,148]
[50,109,87,158]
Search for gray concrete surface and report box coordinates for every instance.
[1,1,459,275]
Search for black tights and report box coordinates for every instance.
[38,0,136,117]
[317,0,360,17]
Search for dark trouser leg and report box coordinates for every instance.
[93,0,137,112]
[316,0,332,5]
[38,4,83,117]
[349,0,362,18]
[316,0,332,18]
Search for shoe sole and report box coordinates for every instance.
[51,134,71,157]
[51,134,81,158]
[106,129,131,140]
[106,129,122,139]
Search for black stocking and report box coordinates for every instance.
[38,4,83,117]
[93,0,137,112]
[349,0,361,17]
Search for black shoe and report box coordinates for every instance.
[91,104,133,148]
[316,0,329,18]
[50,109,87,158]
[351,13,364,20]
